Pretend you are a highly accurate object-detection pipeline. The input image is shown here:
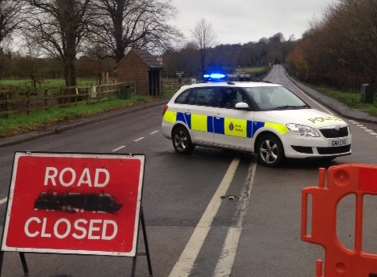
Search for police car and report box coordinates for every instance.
[161,74,352,166]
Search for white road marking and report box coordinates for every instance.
[168,159,240,277]
[213,163,257,277]
[112,145,126,152]
[0,197,8,205]
[350,122,377,138]
[133,137,145,143]
[150,130,159,135]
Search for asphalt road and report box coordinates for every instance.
[0,65,376,276]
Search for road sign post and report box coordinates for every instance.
[0,152,153,276]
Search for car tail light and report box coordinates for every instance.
[162,105,168,116]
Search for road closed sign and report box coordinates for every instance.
[1,152,145,257]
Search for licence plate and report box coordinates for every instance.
[331,138,347,147]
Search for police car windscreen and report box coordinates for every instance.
[244,86,309,111]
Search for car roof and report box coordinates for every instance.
[180,81,282,90]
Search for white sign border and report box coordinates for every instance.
[1,152,145,257]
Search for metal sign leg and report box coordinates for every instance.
[130,255,138,277]
[130,207,153,277]
[19,253,29,275]
[0,251,4,277]
[141,209,153,276]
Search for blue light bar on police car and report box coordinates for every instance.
[203,73,227,81]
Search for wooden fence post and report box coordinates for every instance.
[6,93,9,118]
[86,87,91,104]
[75,87,79,103]
[0,92,9,118]
[44,89,48,110]
[26,91,30,115]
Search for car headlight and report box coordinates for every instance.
[286,123,321,137]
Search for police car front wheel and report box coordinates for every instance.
[172,126,194,154]
[256,134,284,167]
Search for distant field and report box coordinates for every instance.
[0,79,97,95]
[241,66,270,75]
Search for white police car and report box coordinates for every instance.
[161,75,352,166]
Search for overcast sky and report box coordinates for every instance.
[170,0,335,45]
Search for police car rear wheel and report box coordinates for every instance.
[172,126,194,154]
[257,134,284,167]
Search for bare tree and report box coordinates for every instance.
[0,0,24,78]
[0,0,24,53]
[91,0,178,63]
[192,19,216,76]
[24,0,93,86]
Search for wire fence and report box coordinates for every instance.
[0,82,135,118]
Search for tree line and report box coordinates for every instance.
[163,32,295,78]
[288,0,377,89]
[0,0,177,86]
[0,52,115,80]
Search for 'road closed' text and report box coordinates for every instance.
[44,167,110,188]
[24,217,118,240]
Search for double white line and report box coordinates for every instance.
[213,163,256,277]
[168,159,240,277]
[169,159,256,277]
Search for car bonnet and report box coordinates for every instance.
[254,109,347,129]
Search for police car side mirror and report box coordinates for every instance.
[235,102,250,110]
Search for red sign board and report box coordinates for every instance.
[1,152,145,257]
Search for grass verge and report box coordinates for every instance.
[313,85,377,117]
[0,96,152,138]
[0,79,96,89]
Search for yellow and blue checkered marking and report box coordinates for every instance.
[164,110,285,138]
[212,117,225,134]
[191,114,208,132]
[177,112,191,129]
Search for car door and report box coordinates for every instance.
[212,87,254,150]
[177,87,220,145]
